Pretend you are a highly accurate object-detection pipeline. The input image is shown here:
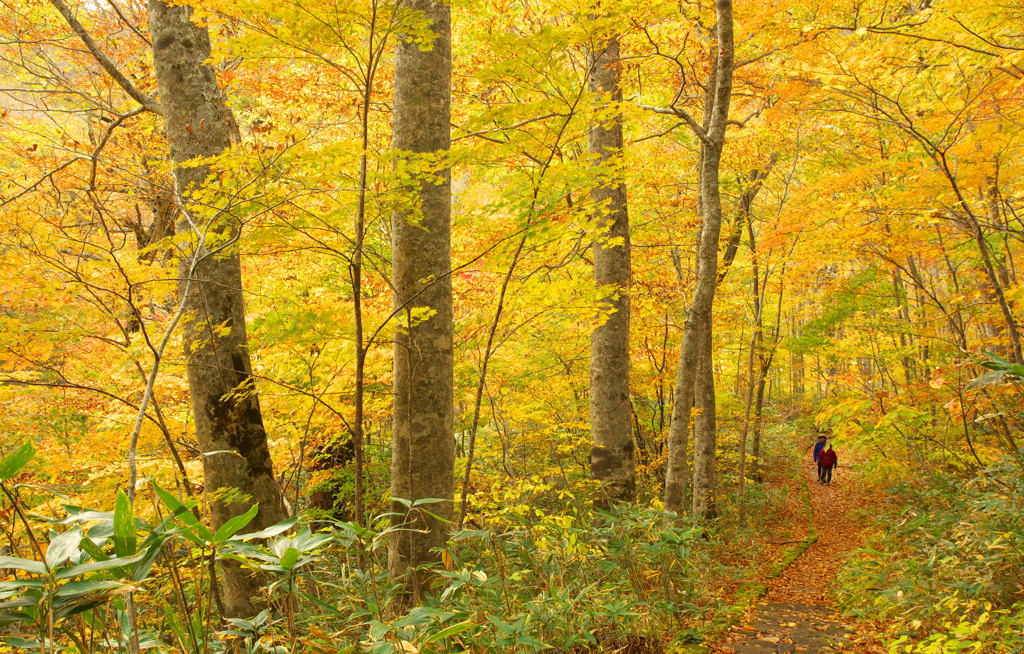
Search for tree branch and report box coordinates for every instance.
[636,103,707,142]
[47,0,162,115]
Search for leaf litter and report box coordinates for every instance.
[709,440,891,653]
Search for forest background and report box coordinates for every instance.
[0,0,1023,652]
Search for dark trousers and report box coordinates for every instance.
[819,464,834,483]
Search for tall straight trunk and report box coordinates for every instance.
[744,211,765,484]
[148,0,288,618]
[587,34,635,503]
[350,0,389,531]
[389,0,453,601]
[664,0,734,516]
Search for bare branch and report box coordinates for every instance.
[636,103,707,141]
[46,0,162,115]
[454,112,563,142]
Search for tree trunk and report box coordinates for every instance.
[664,0,734,516]
[148,0,288,619]
[691,319,716,519]
[751,365,767,483]
[389,0,454,602]
[587,33,635,504]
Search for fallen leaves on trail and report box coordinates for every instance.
[707,437,890,654]
[766,451,878,605]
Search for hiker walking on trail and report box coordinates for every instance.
[818,443,838,484]
[813,434,827,479]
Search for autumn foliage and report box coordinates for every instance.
[0,0,1022,651]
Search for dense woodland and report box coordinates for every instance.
[0,0,1022,651]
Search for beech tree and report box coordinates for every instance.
[587,31,635,503]
[661,0,734,518]
[389,0,454,599]
[147,0,288,617]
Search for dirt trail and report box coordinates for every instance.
[711,447,878,653]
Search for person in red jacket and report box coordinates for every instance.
[818,444,838,484]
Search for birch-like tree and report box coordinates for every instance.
[389,0,454,600]
[587,31,635,503]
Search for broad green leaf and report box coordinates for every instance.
[279,547,300,571]
[79,538,111,563]
[213,504,259,544]
[55,552,146,580]
[0,580,44,593]
[131,536,170,582]
[410,497,448,508]
[153,483,213,543]
[55,508,113,524]
[55,580,128,597]
[424,620,476,643]
[0,597,38,610]
[0,442,34,481]
[162,600,188,653]
[517,634,551,649]
[231,515,298,540]
[367,620,390,641]
[487,616,516,635]
[54,598,109,621]
[113,490,136,558]
[299,592,341,616]
[46,526,83,569]
[0,556,46,576]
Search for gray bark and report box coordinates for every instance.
[691,320,716,518]
[587,34,635,503]
[389,0,454,601]
[148,0,287,618]
[664,0,733,516]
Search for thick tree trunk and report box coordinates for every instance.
[664,0,733,516]
[691,319,716,519]
[148,0,288,618]
[587,34,635,503]
[389,0,454,602]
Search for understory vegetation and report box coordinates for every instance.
[0,448,769,654]
[837,461,1024,654]
[834,363,1024,653]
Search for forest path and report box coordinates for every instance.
[710,446,881,653]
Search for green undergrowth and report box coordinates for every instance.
[835,458,1024,654]
[0,463,743,654]
[0,428,820,654]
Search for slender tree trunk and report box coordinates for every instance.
[587,33,635,504]
[737,320,756,523]
[744,209,764,484]
[751,367,767,483]
[458,233,527,527]
[664,0,734,516]
[350,2,386,530]
[148,0,287,619]
[389,0,453,602]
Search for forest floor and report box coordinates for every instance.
[708,441,888,654]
